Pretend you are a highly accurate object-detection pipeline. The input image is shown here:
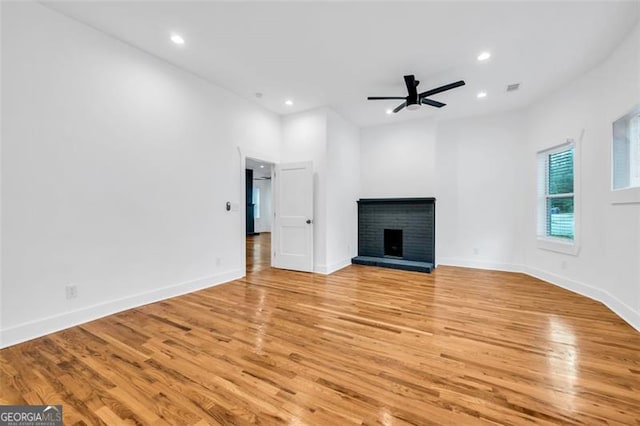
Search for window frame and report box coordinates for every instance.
[536,139,580,255]
[611,105,640,205]
[629,114,640,187]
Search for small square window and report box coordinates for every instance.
[612,104,640,191]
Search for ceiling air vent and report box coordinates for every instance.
[506,83,520,92]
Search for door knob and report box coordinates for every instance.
[306,219,313,224]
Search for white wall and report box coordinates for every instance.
[523,24,640,329]
[281,107,360,274]
[360,111,526,269]
[436,111,527,269]
[360,119,436,198]
[325,110,360,273]
[253,179,272,233]
[280,109,328,271]
[0,2,281,347]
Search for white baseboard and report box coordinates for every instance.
[3,259,637,349]
[523,265,640,332]
[438,258,640,332]
[314,258,352,275]
[437,257,522,273]
[0,269,243,349]
[522,265,607,304]
[599,291,640,332]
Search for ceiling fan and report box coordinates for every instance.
[368,75,466,113]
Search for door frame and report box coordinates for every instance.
[239,148,278,276]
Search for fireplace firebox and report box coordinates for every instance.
[384,229,403,258]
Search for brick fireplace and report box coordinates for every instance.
[352,198,435,273]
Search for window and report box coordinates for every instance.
[631,114,640,187]
[537,141,577,253]
[612,105,640,192]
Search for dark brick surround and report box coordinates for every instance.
[354,198,435,272]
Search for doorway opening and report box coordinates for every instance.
[245,157,274,274]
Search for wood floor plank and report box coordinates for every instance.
[1,233,639,425]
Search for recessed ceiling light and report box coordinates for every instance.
[477,91,487,98]
[386,109,392,115]
[477,51,491,61]
[260,165,265,168]
[170,34,185,45]
[285,99,293,106]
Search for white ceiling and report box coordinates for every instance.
[44,1,639,127]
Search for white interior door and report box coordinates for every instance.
[273,162,314,272]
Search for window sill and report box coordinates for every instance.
[611,187,640,205]
[537,237,579,255]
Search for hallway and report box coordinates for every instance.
[246,233,271,274]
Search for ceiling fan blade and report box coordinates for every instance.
[393,101,407,113]
[367,96,407,100]
[419,80,466,98]
[404,75,418,99]
[421,98,446,108]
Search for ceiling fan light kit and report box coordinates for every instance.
[367,75,466,113]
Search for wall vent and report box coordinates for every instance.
[506,83,520,92]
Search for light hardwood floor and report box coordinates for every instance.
[1,241,639,424]
[247,233,271,274]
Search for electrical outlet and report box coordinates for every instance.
[473,248,479,255]
[65,284,78,300]
[561,260,567,270]
[216,257,222,266]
